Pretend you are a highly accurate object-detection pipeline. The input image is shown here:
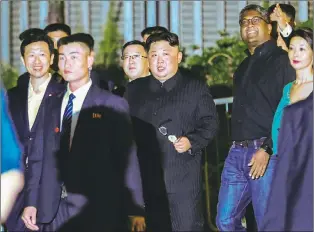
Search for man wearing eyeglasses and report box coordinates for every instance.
[216,4,295,231]
[121,40,150,82]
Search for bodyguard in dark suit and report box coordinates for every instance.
[126,32,218,231]
[28,33,145,231]
[5,29,65,231]
[260,92,313,231]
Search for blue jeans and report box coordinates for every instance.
[216,139,278,231]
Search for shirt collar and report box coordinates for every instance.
[245,40,277,57]
[28,74,51,96]
[150,71,181,92]
[65,79,92,101]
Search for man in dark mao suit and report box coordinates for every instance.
[126,32,218,231]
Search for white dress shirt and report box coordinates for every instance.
[28,75,51,130]
[60,79,92,147]
[279,23,293,37]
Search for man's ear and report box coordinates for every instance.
[268,23,272,35]
[177,51,183,64]
[88,51,95,69]
[20,56,26,67]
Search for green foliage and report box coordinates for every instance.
[296,18,313,29]
[262,0,270,9]
[96,1,122,68]
[0,63,19,90]
[183,31,247,86]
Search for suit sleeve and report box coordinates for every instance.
[112,98,145,215]
[185,84,219,154]
[260,106,294,231]
[279,23,293,48]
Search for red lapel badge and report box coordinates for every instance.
[55,127,60,133]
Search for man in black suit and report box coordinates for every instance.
[268,3,295,51]
[44,23,72,74]
[5,29,65,231]
[126,32,218,231]
[21,33,145,231]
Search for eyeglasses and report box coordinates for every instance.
[121,54,147,60]
[239,16,268,27]
[158,126,178,143]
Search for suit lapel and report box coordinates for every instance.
[47,91,64,143]
[31,78,65,132]
[70,84,102,150]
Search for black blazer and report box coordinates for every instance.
[38,84,143,230]
[126,71,219,193]
[5,73,64,230]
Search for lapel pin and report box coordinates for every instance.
[55,127,60,133]
[92,113,102,119]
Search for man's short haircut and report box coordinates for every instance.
[19,28,54,57]
[57,33,94,52]
[291,28,313,50]
[268,4,296,24]
[121,40,147,55]
[141,26,169,38]
[239,4,270,24]
[145,32,179,52]
[44,23,71,36]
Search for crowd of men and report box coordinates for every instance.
[1,3,313,232]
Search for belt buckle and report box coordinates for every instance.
[240,140,248,147]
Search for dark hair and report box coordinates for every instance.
[121,40,146,55]
[145,32,180,52]
[19,28,54,56]
[239,4,270,24]
[57,33,94,51]
[268,4,296,25]
[290,28,313,50]
[141,26,169,38]
[19,28,44,41]
[44,23,71,36]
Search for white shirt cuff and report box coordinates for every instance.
[279,23,292,37]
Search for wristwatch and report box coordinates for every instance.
[260,144,273,155]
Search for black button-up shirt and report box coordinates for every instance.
[231,40,295,148]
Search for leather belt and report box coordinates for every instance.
[233,138,264,148]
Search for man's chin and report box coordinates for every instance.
[247,39,259,46]
[30,73,49,79]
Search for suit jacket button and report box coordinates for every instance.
[153,112,157,116]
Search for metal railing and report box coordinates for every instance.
[204,96,233,231]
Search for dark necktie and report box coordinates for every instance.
[62,93,76,148]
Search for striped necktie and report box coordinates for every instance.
[62,93,76,147]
